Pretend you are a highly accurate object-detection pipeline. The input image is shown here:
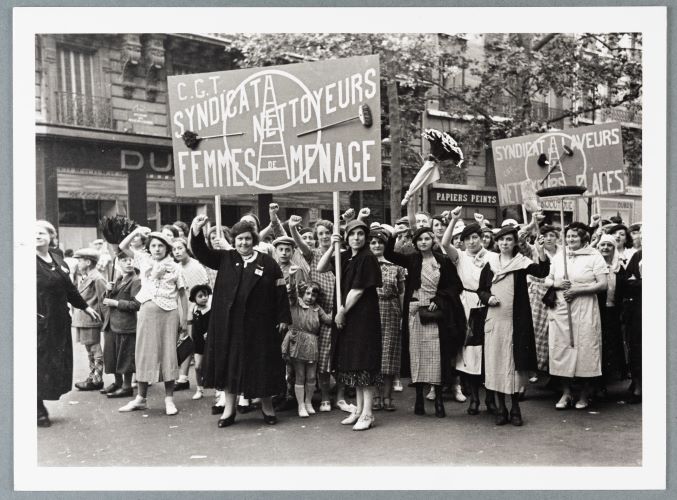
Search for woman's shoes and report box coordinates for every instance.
[495,408,509,426]
[118,397,148,412]
[352,414,375,431]
[414,399,425,415]
[336,399,356,413]
[426,386,436,401]
[305,402,316,415]
[574,397,589,410]
[510,407,523,426]
[192,389,204,400]
[555,394,573,410]
[434,395,446,418]
[211,405,225,415]
[467,400,480,415]
[107,387,133,398]
[319,400,331,412]
[341,410,360,425]
[372,397,383,411]
[298,404,309,418]
[261,409,278,425]
[37,406,51,428]
[383,398,396,412]
[100,383,119,395]
[393,379,404,392]
[485,400,498,415]
[454,385,467,403]
[165,398,178,416]
[217,412,236,428]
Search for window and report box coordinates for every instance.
[59,199,101,226]
[55,45,110,128]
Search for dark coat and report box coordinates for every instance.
[477,257,550,372]
[384,236,467,385]
[191,231,292,398]
[37,252,88,400]
[102,273,141,334]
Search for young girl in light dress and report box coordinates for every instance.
[281,266,332,418]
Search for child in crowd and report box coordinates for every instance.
[281,266,332,418]
[72,248,108,391]
[188,284,212,400]
[101,252,141,398]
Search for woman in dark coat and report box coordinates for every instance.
[477,226,549,426]
[36,221,100,427]
[384,225,466,418]
[624,248,642,403]
[190,216,291,427]
[317,220,382,431]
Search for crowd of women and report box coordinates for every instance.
[36,203,642,430]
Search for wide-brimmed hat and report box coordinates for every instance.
[272,236,296,248]
[74,247,100,263]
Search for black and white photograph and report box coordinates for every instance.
[12,5,666,492]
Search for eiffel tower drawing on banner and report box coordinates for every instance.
[256,75,291,182]
[547,137,565,184]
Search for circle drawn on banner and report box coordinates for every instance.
[523,131,588,190]
[222,69,323,191]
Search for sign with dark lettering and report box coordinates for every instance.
[167,56,382,197]
[491,122,625,206]
[431,188,498,206]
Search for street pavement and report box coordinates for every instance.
[38,336,642,467]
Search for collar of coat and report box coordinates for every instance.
[487,252,533,283]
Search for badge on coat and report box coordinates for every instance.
[255,268,264,276]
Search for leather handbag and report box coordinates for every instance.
[418,307,444,325]
[176,335,195,365]
[542,286,557,308]
[465,306,488,346]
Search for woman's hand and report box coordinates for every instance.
[330,233,342,246]
[473,212,485,225]
[427,302,438,312]
[102,298,119,308]
[450,206,462,220]
[84,306,101,322]
[358,207,371,220]
[288,215,302,229]
[277,322,288,334]
[534,235,546,257]
[341,208,355,222]
[191,214,209,236]
[557,279,572,290]
[563,286,579,302]
[269,203,280,221]
[335,306,346,329]
[487,296,500,307]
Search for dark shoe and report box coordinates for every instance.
[100,383,119,394]
[510,408,523,426]
[414,398,425,415]
[495,408,509,426]
[261,409,278,425]
[467,400,480,416]
[217,412,236,428]
[485,400,498,415]
[273,397,297,413]
[211,405,225,415]
[383,397,396,412]
[75,380,104,391]
[37,414,51,428]
[107,387,134,399]
[174,380,190,391]
[237,404,253,414]
[434,391,446,418]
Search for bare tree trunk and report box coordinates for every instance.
[387,74,402,224]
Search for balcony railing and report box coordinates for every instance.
[54,91,113,129]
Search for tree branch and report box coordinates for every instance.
[533,33,558,52]
[546,90,642,125]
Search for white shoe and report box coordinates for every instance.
[352,414,375,431]
[305,402,316,415]
[319,400,331,412]
[336,399,354,413]
[454,385,467,403]
[165,399,178,416]
[426,387,436,401]
[341,410,360,425]
[393,379,404,392]
[298,405,309,418]
[192,389,204,400]
[119,397,147,412]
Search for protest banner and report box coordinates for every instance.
[491,122,625,206]
[167,55,382,197]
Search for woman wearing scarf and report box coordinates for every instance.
[384,225,466,418]
[441,209,495,416]
[545,222,609,410]
[596,234,627,395]
[477,225,549,426]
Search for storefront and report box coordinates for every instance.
[36,125,344,252]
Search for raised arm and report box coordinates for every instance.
[383,229,412,269]
[189,215,223,270]
[440,206,462,264]
[118,226,150,257]
[288,215,312,260]
[316,234,339,273]
[260,203,287,241]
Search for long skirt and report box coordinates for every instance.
[379,296,402,376]
[135,302,179,383]
[408,302,441,385]
[528,279,550,372]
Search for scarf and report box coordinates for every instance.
[487,251,533,284]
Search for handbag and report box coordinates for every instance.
[542,286,557,308]
[465,306,488,346]
[176,335,195,365]
[418,307,444,325]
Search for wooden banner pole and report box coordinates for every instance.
[333,191,343,309]
[214,195,223,240]
[561,197,575,348]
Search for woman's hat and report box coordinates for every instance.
[412,226,435,244]
[189,283,213,302]
[501,218,519,227]
[147,231,172,249]
[598,234,617,247]
[369,228,389,243]
[344,219,369,241]
[494,225,519,240]
[628,222,642,233]
[460,222,482,241]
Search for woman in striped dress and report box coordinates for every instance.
[369,228,406,411]
[290,219,337,412]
